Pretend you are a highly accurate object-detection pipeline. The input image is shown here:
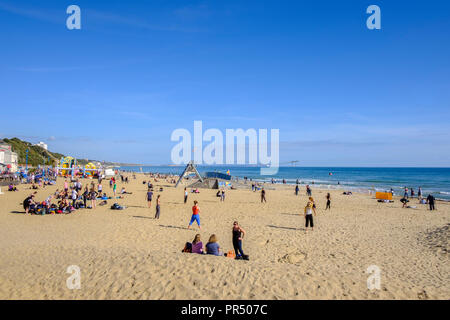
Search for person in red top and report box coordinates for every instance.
[188,200,201,230]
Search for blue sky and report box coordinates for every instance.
[0,0,449,166]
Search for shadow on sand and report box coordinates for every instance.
[267,224,302,231]
[280,213,299,217]
[11,210,26,214]
[159,224,189,230]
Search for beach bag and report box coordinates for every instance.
[182,242,192,253]
[226,251,236,259]
[111,203,124,210]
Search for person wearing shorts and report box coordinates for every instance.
[188,200,201,230]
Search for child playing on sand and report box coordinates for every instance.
[304,201,316,231]
[184,187,188,204]
[261,188,266,203]
[188,200,201,230]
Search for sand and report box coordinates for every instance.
[0,174,448,300]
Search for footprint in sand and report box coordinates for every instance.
[278,252,307,264]
[417,290,429,300]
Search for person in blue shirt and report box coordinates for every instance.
[206,234,223,256]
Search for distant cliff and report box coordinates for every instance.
[2,137,138,168]
[2,138,64,167]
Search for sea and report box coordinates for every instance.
[119,166,450,201]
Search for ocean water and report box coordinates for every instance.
[119,166,450,201]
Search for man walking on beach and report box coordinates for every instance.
[426,194,436,211]
[261,188,266,203]
[146,188,153,208]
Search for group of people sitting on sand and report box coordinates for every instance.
[22,191,75,215]
[182,221,249,260]
[21,177,131,215]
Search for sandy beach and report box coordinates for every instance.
[0,174,448,300]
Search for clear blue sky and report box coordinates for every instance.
[0,0,449,166]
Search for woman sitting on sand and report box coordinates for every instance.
[206,234,223,256]
[191,234,203,254]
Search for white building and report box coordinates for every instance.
[35,141,48,150]
[0,140,19,172]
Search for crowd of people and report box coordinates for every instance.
[20,174,133,215]
[12,169,443,267]
[398,186,437,210]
